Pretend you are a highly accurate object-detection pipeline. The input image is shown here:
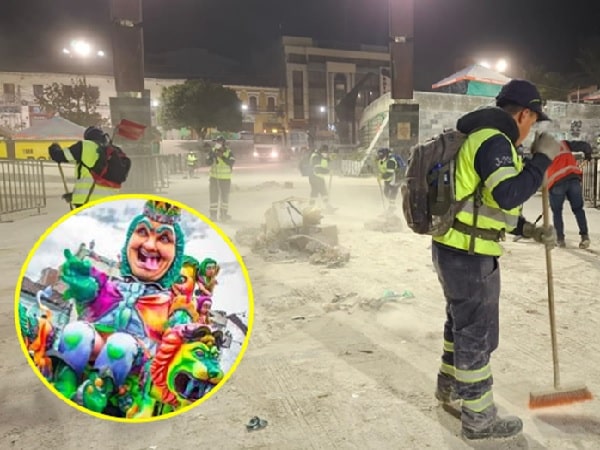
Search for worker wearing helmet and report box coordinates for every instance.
[48,126,120,209]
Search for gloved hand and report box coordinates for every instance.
[522,221,557,248]
[62,192,73,203]
[530,131,561,161]
[61,249,99,302]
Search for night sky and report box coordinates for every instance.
[1,0,599,90]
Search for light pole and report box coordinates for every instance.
[388,0,418,169]
[108,0,154,193]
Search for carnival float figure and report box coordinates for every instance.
[47,200,188,416]
[19,286,56,379]
[196,257,220,297]
[169,255,217,327]
[127,322,225,418]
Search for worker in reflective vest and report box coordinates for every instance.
[432,79,561,441]
[49,126,120,209]
[207,136,235,222]
[546,140,591,248]
[308,145,336,213]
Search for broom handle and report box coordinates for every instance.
[541,178,560,388]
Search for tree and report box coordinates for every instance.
[522,64,573,101]
[159,79,242,139]
[36,77,104,127]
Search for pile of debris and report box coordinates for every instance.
[234,197,350,267]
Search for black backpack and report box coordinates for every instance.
[401,129,470,236]
[81,142,131,189]
[298,153,311,176]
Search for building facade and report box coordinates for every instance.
[0,71,284,137]
[280,36,391,143]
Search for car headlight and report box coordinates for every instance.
[271,150,279,158]
[253,151,259,157]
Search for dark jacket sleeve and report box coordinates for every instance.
[49,144,68,163]
[474,134,551,211]
[49,141,83,163]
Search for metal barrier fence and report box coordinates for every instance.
[121,155,171,194]
[581,156,599,208]
[0,159,46,217]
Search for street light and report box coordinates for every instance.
[63,39,105,59]
[495,59,508,73]
[478,58,509,73]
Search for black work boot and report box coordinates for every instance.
[557,238,566,248]
[435,373,460,405]
[462,416,523,440]
[579,234,591,249]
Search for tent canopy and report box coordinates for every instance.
[432,64,512,97]
[12,116,85,140]
[583,90,600,102]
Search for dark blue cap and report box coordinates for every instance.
[496,79,550,122]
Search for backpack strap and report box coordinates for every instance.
[84,181,97,205]
[450,183,506,255]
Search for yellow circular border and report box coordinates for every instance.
[13,193,255,424]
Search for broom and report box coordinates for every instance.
[528,179,593,409]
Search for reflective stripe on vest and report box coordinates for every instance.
[546,143,582,190]
[378,158,396,180]
[310,153,328,178]
[71,140,119,204]
[433,128,523,256]
[209,149,233,179]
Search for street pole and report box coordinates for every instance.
[108,0,155,194]
[388,0,419,170]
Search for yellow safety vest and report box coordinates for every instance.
[187,153,197,166]
[433,128,523,256]
[310,153,328,179]
[209,148,233,180]
[65,140,120,205]
[378,157,397,182]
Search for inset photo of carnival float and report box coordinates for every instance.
[15,197,253,421]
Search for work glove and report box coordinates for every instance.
[530,131,561,161]
[522,221,557,248]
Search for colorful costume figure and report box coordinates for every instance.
[169,255,202,326]
[128,323,225,418]
[49,200,186,415]
[196,257,220,297]
[196,296,213,325]
[20,287,56,379]
[169,256,215,327]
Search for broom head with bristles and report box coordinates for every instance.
[529,384,593,409]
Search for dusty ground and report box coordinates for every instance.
[1,161,599,450]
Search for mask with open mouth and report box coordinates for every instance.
[127,218,176,282]
[120,200,185,287]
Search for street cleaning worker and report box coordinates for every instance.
[48,126,120,209]
[308,144,335,213]
[547,139,592,249]
[186,150,198,179]
[432,79,560,440]
[207,136,235,222]
[376,147,401,215]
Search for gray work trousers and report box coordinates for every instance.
[432,241,500,430]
